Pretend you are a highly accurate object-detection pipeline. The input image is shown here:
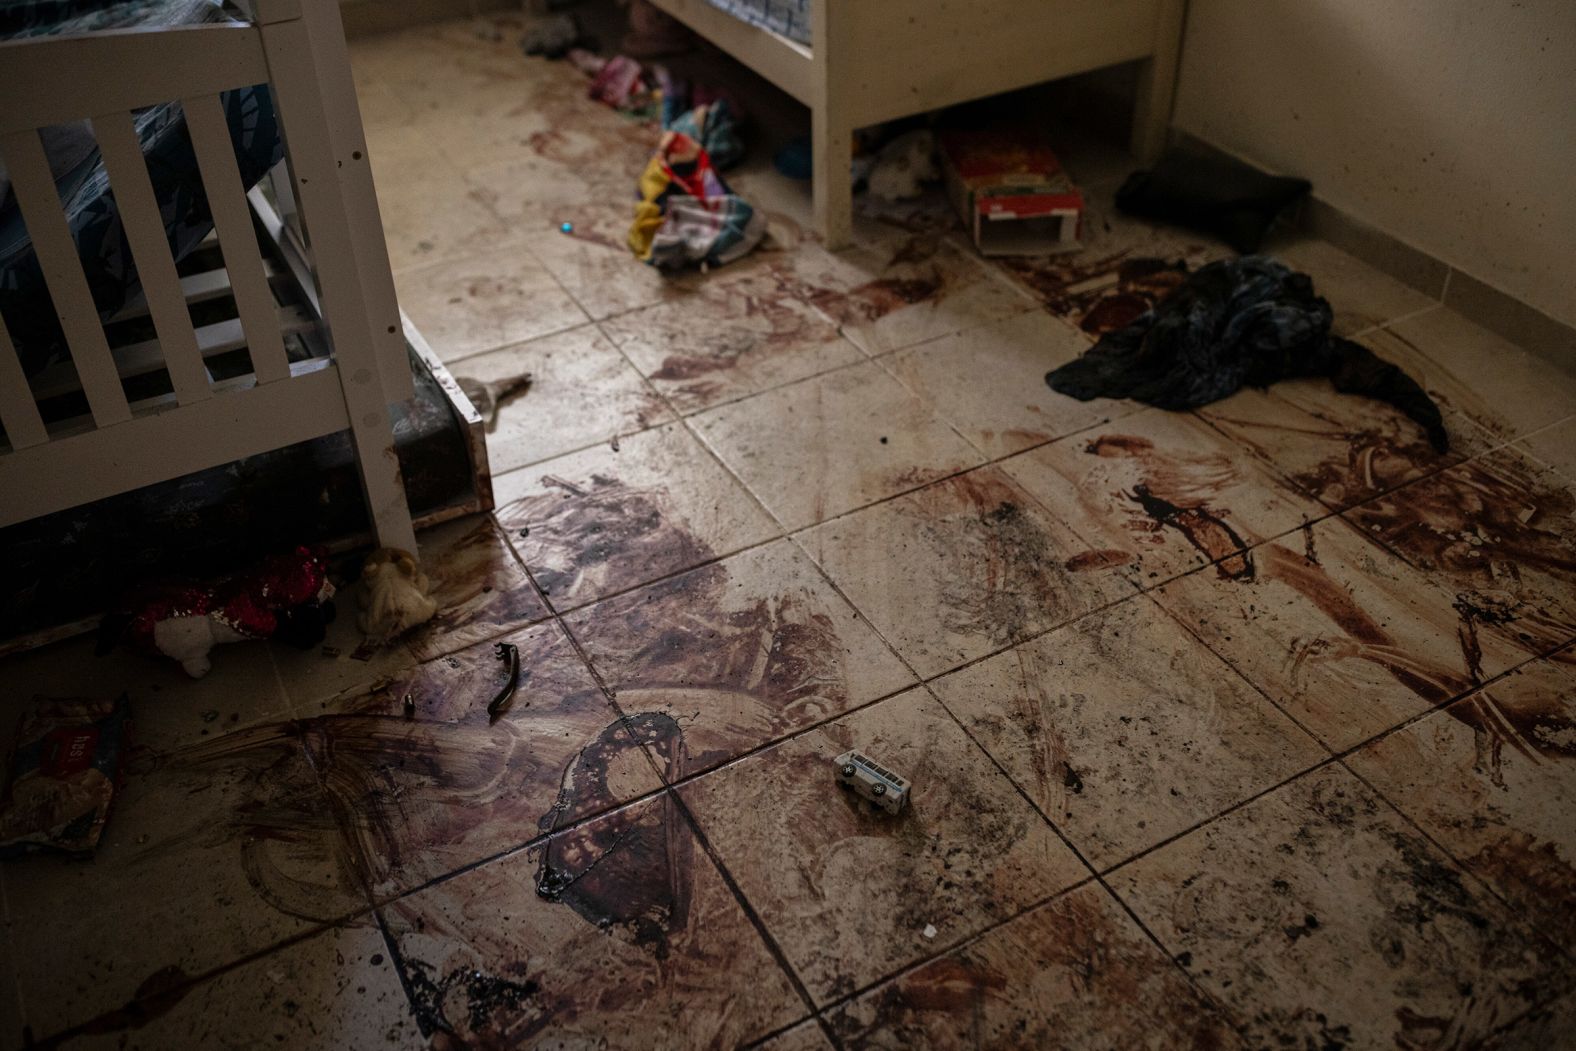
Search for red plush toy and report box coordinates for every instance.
[101,546,336,678]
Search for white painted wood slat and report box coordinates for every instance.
[183,92,289,384]
[0,129,131,428]
[93,109,210,405]
[0,24,270,136]
[0,316,47,450]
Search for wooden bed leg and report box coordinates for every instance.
[348,403,420,556]
[810,0,851,249]
[1131,0,1186,163]
[812,109,853,249]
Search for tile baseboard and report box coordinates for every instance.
[1168,129,1576,375]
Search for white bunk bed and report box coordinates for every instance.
[645,0,1187,247]
[0,0,421,554]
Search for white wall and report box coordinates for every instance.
[1172,0,1576,326]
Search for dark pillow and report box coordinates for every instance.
[1116,149,1311,254]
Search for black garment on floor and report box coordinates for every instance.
[1117,150,1311,253]
[1046,256,1449,452]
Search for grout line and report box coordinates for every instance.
[665,788,846,1050]
[1336,752,1576,967]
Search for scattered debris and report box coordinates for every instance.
[358,548,439,645]
[609,432,621,452]
[869,129,938,201]
[629,131,766,270]
[0,695,130,856]
[403,693,416,720]
[455,372,534,432]
[487,642,521,722]
[923,923,938,939]
[588,54,657,117]
[520,13,583,59]
[1046,256,1449,452]
[834,749,910,816]
[98,546,336,678]
[1117,148,1310,254]
[940,127,1083,256]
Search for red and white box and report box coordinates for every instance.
[939,128,1084,256]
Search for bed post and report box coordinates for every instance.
[1130,0,1186,162]
[810,0,852,249]
[251,0,420,556]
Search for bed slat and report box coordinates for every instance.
[0,316,47,450]
[0,129,132,430]
[93,110,211,406]
[184,93,290,385]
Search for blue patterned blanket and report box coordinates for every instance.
[702,0,810,45]
[0,0,283,379]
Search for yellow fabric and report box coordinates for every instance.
[627,156,673,261]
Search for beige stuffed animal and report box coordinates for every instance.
[358,548,438,644]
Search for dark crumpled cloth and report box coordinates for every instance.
[1046,255,1449,452]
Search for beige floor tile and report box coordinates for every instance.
[381,797,806,1047]
[1112,765,1571,1050]
[524,222,703,322]
[1345,446,1576,660]
[1517,416,1576,480]
[800,467,1134,679]
[750,1019,835,1051]
[884,309,1145,459]
[4,716,361,1038]
[931,598,1324,869]
[1153,518,1525,751]
[272,517,550,711]
[1268,236,1439,336]
[1346,648,1576,950]
[404,514,550,662]
[1373,308,1576,444]
[60,920,420,1050]
[393,246,587,364]
[991,178,1228,335]
[493,422,778,610]
[693,361,985,531]
[1003,408,1324,588]
[562,540,914,778]
[1482,987,1576,1050]
[602,270,863,415]
[1196,378,1488,512]
[376,171,514,273]
[823,883,1244,1050]
[298,622,659,900]
[0,631,286,751]
[450,324,673,473]
[678,688,1088,1004]
[804,235,1035,356]
[0,889,19,1051]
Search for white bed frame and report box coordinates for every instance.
[646,0,1186,247]
[0,0,420,554]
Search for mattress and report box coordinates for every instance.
[0,0,283,378]
[702,0,810,45]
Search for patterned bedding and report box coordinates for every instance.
[702,0,810,45]
[0,0,283,378]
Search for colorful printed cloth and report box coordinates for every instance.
[0,0,283,377]
[628,131,765,271]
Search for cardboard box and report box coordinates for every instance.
[939,128,1083,256]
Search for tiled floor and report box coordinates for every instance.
[4,13,1575,1050]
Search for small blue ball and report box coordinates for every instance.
[559,221,573,234]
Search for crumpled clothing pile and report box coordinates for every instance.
[628,130,764,270]
[1047,255,1448,451]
